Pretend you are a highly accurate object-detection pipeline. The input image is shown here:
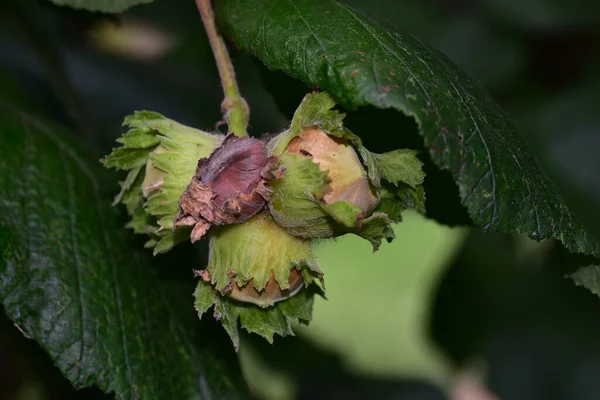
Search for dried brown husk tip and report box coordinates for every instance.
[173,134,281,242]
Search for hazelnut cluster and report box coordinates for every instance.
[102,92,425,348]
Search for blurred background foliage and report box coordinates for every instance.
[0,0,599,399]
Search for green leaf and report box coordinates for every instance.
[0,104,245,399]
[216,0,600,257]
[569,265,600,297]
[48,0,153,13]
[373,149,425,188]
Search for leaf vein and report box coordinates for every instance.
[448,80,498,228]
[58,150,87,383]
[93,193,135,399]
[512,154,541,237]
[286,0,334,78]
[335,2,448,150]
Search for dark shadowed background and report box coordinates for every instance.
[1,0,599,399]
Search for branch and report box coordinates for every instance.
[195,0,249,137]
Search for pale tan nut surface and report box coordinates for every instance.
[286,128,379,215]
[227,268,304,308]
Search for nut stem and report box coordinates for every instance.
[195,0,248,137]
